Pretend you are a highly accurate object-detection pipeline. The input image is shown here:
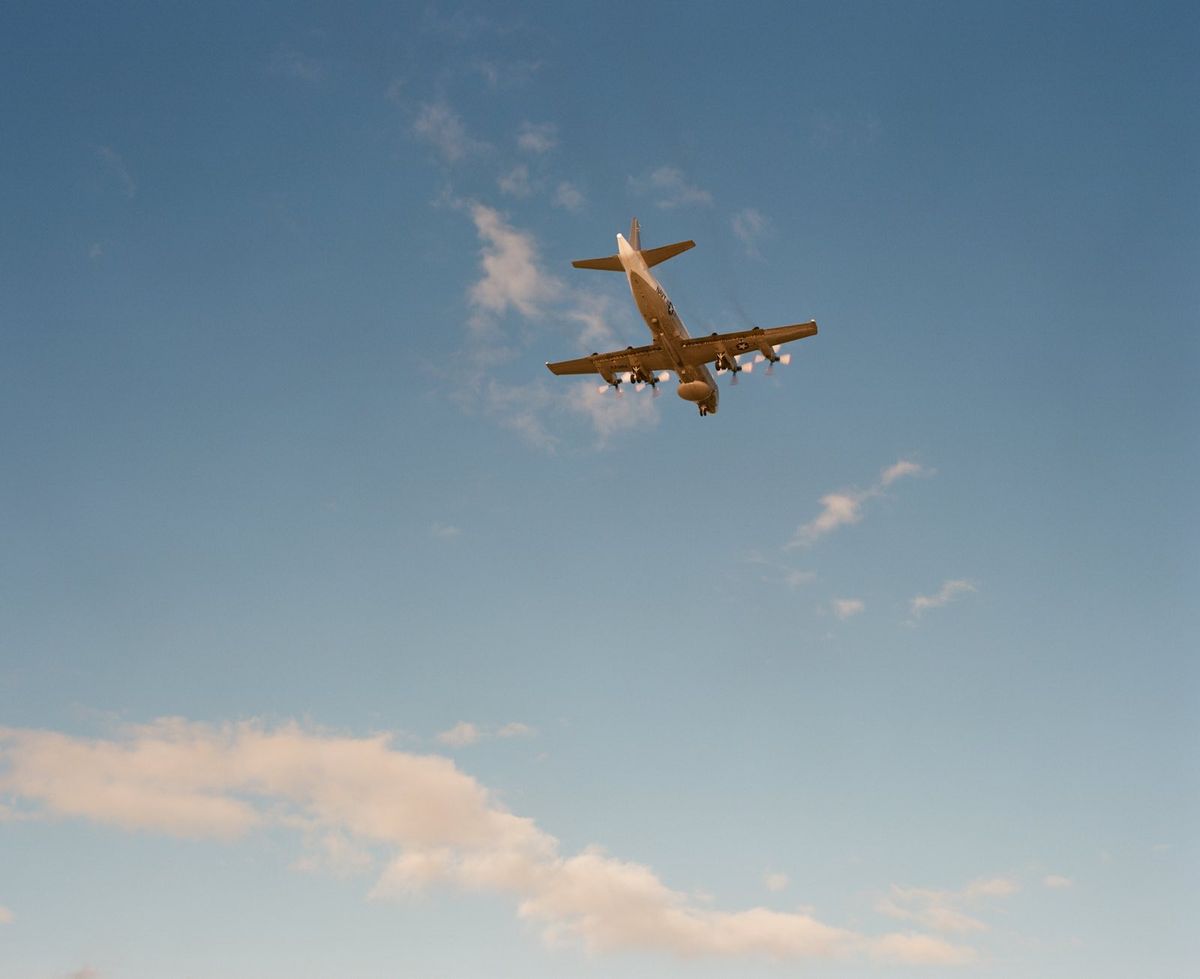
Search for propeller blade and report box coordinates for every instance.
[657,372,670,382]
[597,384,610,393]
[730,371,739,386]
[779,353,792,365]
[651,385,662,398]
[634,382,646,392]
[742,360,754,374]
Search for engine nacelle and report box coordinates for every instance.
[676,379,713,402]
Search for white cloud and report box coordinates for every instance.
[437,721,536,747]
[764,871,789,893]
[96,145,136,199]
[414,102,486,163]
[963,876,1018,898]
[909,580,976,619]
[833,598,865,620]
[880,459,927,485]
[553,181,585,213]
[468,203,563,320]
[788,459,928,548]
[475,59,541,89]
[633,166,713,209]
[430,522,462,539]
[88,242,104,260]
[517,122,557,154]
[268,43,324,82]
[732,208,769,256]
[498,163,532,197]
[565,382,659,446]
[0,905,11,924]
[869,931,977,966]
[784,569,817,589]
[878,876,1019,938]
[496,722,535,739]
[562,291,617,351]
[0,718,975,967]
[1043,874,1073,889]
[436,722,481,747]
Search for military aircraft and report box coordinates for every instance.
[545,218,817,416]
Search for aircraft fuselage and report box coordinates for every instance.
[616,233,719,414]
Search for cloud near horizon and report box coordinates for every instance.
[0,718,976,967]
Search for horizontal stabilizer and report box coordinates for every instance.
[571,254,625,271]
[641,239,695,267]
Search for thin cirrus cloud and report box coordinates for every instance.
[631,166,713,209]
[435,721,535,747]
[731,207,769,257]
[788,459,929,549]
[909,580,976,619]
[413,101,488,164]
[96,145,136,199]
[0,718,976,967]
[876,876,1021,935]
[832,598,865,620]
[517,121,558,154]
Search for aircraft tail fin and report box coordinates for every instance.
[641,239,695,267]
[571,254,625,271]
[571,218,695,271]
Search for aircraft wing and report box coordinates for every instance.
[678,321,818,366]
[546,343,673,379]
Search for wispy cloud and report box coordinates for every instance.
[909,580,976,619]
[430,522,461,539]
[475,59,541,89]
[268,43,325,82]
[732,207,769,257]
[553,181,585,213]
[468,203,563,321]
[414,101,487,164]
[877,876,1019,936]
[0,718,977,966]
[632,166,713,209]
[565,382,659,446]
[1043,874,1073,889]
[459,205,656,446]
[436,721,481,747]
[498,163,533,197]
[0,905,12,924]
[833,598,865,620]
[764,871,789,893]
[435,721,535,747]
[96,145,136,199]
[788,459,929,548]
[517,121,557,154]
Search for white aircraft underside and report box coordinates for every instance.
[545,218,818,416]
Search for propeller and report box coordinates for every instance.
[730,354,754,386]
[754,345,793,375]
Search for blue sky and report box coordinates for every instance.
[1,2,1197,977]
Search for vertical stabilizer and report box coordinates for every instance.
[629,216,641,250]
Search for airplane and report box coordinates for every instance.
[545,218,817,416]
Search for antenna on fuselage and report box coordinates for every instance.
[629,216,641,250]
